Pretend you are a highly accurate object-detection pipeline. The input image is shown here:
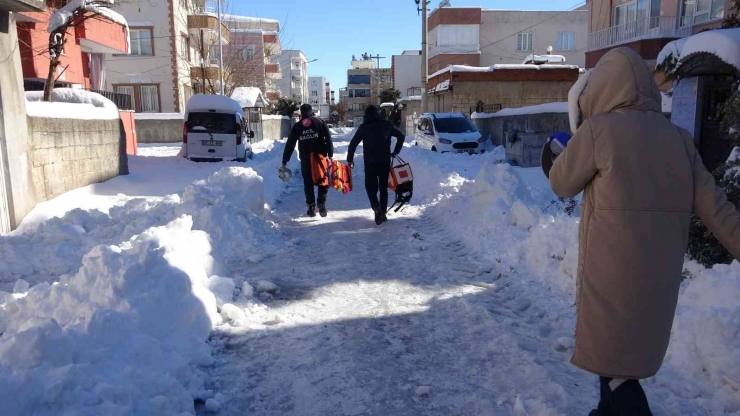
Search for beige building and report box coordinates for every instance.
[345,57,393,122]
[428,6,589,74]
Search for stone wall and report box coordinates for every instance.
[437,81,574,116]
[27,116,123,202]
[472,112,570,147]
[135,116,183,143]
[261,116,291,141]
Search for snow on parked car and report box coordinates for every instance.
[183,94,254,162]
[413,112,486,154]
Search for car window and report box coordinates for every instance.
[433,117,476,134]
[187,112,237,134]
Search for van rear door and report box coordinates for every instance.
[186,112,238,160]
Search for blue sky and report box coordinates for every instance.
[230,0,583,95]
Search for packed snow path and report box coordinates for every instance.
[201,153,598,415]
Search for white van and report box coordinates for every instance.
[414,113,486,154]
[183,94,254,162]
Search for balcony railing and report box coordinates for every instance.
[588,16,692,51]
[429,44,480,58]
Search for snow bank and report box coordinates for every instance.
[26,89,120,120]
[230,87,268,109]
[185,94,242,115]
[0,216,217,416]
[657,28,740,71]
[472,102,568,119]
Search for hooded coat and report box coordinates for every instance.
[549,47,740,379]
[347,108,405,165]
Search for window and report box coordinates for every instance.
[311,90,318,97]
[433,117,476,134]
[517,33,533,51]
[557,32,575,51]
[239,45,255,60]
[348,75,371,84]
[129,29,153,56]
[180,33,190,62]
[349,88,370,98]
[114,84,160,113]
[680,0,724,25]
[209,45,220,65]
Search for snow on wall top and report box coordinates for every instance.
[222,14,279,24]
[185,94,243,115]
[657,28,740,71]
[135,113,184,120]
[522,54,566,64]
[261,114,290,120]
[230,87,268,109]
[429,63,580,79]
[26,89,120,120]
[471,102,568,119]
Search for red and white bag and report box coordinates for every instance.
[388,156,413,191]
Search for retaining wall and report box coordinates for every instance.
[262,115,291,141]
[135,114,184,143]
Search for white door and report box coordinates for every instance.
[0,88,12,234]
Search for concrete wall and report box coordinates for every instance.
[432,81,574,116]
[135,116,184,143]
[472,112,570,147]
[480,10,589,68]
[393,52,422,97]
[27,116,123,202]
[0,13,36,231]
[261,116,291,141]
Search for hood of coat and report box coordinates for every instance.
[364,109,382,124]
[569,47,662,133]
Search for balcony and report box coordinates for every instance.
[263,32,281,56]
[265,63,282,80]
[75,14,130,54]
[188,8,230,45]
[429,44,480,59]
[190,65,220,80]
[588,16,692,52]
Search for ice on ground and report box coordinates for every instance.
[256,280,280,294]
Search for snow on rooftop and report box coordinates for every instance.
[471,102,568,119]
[185,94,243,115]
[429,64,580,79]
[398,95,421,102]
[222,14,279,24]
[26,89,120,120]
[47,0,127,32]
[230,87,268,109]
[522,54,566,65]
[657,28,740,71]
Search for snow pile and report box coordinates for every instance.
[661,261,740,413]
[186,94,243,115]
[657,28,740,71]
[0,216,218,416]
[47,0,127,32]
[472,102,568,119]
[26,89,120,120]
[231,87,268,109]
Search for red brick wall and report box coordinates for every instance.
[428,67,580,90]
[428,7,482,31]
[585,38,679,68]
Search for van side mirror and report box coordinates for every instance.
[248,131,255,139]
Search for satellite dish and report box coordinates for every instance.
[439,0,451,7]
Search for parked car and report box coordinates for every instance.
[414,113,486,154]
[183,94,254,162]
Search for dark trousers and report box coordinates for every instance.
[301,157,328,206]
[597,377,653,416]
[364,162,391,211]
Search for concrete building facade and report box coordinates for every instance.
[427,7,589,74]
[276,50,309,104]
[308,76,330,119]
[392,50,422,98]
[371,68,393,105]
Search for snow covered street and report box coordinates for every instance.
[1,138,739,416]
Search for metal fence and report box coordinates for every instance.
[473,103,502,114]
[588,16,693,51]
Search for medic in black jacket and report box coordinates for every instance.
[347,105,405,225]
[281,104,334,218]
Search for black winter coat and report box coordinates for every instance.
[347,112,405,165]
[282,116,333,165]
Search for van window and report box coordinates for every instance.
[433,117,476,134]
[187,112,237,134]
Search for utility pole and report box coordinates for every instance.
[418,0,429,113]
[217,0,224,95]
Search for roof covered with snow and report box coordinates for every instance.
[135,113,184,120]
[429,64,580,79]
[471,102,568,119]
[185,94,244,115]
[26,89,120,120]
[657,28,740,71]
[230,87,269,109]
[47,0,128,32]
[522,54,567,65]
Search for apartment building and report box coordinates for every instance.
[392,50,422,98]
[586,0,734,69]
[427,6,589,74]
[345,57,394,122]
[276,50,309,104]
[308,76,330,119]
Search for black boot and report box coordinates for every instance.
[307,204,316,218]
[381,212,388,223]
[318,203,327,218]
[597,377,652,416]
[373,208,383,225]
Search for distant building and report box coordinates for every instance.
[345,56,393,122]
[392,50,422,98]
[308,76,330,119]
[276,50,309,104]
[427,6,589,73]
